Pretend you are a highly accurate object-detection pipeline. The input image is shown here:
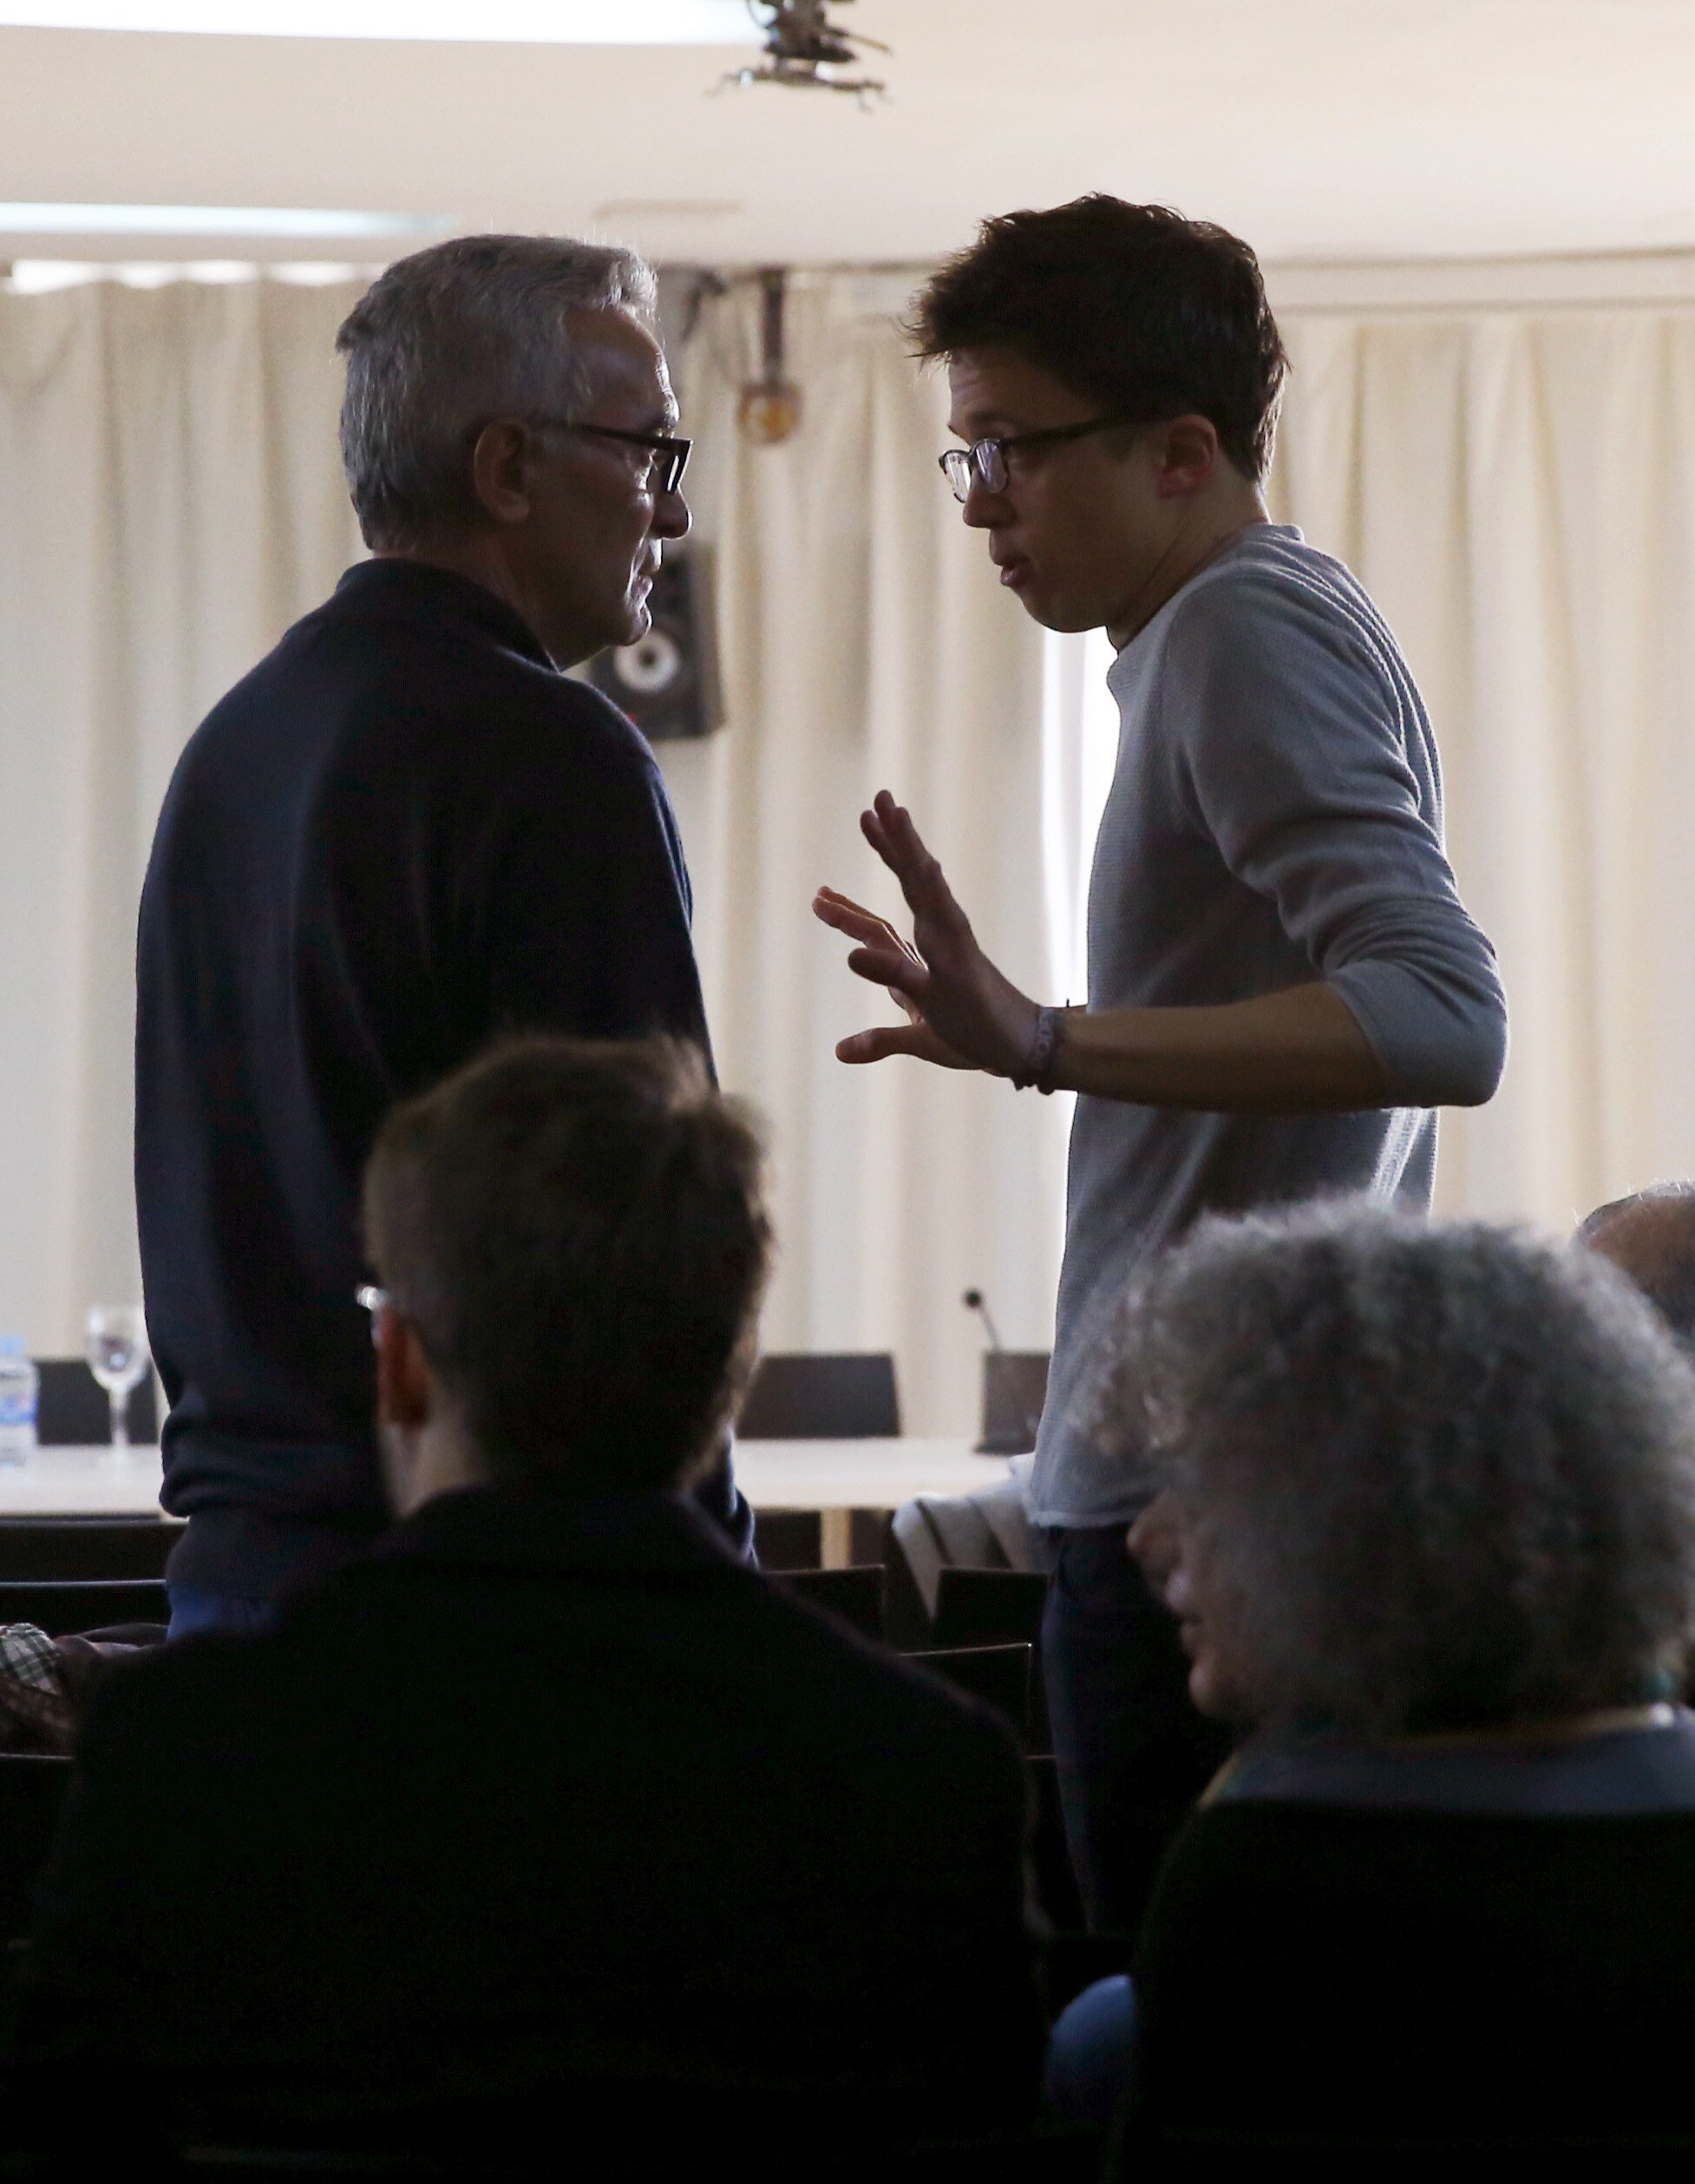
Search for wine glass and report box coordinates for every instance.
[85,1305,150,1449]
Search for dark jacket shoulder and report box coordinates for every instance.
[22,1489,1041,2136]
[1128,1797,1695,2136]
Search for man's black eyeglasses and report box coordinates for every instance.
[939,417,1134,502]
[539,419,691,495]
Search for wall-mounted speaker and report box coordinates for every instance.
[585,545,723,742]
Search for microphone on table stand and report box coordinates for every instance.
[962,1289,1049,1454]
[962,1288,1005,1355]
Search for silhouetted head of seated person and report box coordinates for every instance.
[1580,1179,1695,1352]
[9,1035,1043,2162]
[1076,1200,1695,2146]
[362,1034,764,1518]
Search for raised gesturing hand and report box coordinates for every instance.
[813,790,1039,1074]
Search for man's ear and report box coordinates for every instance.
[468,419,535,528]
[376,1307,434,1434]
[1150,414,1220,501]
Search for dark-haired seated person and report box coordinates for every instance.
[10,1039,1042,2158]
[1047,1199,1695,2146]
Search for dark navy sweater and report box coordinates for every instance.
[134,559,710,1597]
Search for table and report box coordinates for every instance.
[0,1440,1012,1566]
[0,1445,173,1518]
[733,1439,1011,1565]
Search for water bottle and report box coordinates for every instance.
[0,1335,38,1464]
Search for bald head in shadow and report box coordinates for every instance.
[1579,1184,1695,1350]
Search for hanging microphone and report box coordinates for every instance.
[962,1288,1005,1354]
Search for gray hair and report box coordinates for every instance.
[1095,1198,1695,1736]
[336,233,658,550]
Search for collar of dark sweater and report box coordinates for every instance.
[334,556,555,672]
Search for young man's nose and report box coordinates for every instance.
[959,474,1011,528]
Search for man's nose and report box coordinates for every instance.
[652,487,691,543]
[959,477,1009,531]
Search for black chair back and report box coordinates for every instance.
[778,1565,887,1644]
[932,1565,1047,1651]
[907,1643,1032,1744]
[0,1578,170,1636]
[0,1519,176,1582]
[33,1358,157,1446]
[750,1510,822,1571]
[736,1354,900,1440]
[978,1351,1050,1453]
[0,1753,71,1940]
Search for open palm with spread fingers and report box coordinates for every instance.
[813,791,1040,1073]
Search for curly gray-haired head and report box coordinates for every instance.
[336,233,658,551]
[1094,1198,1695,1737]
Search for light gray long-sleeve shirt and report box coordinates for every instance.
[1031,524,1507,1529]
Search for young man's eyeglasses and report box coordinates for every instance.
[534,418,692,496]
[939,416,1135,503]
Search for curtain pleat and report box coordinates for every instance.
[671,282,1064,1436]
[0,278,363,1358]
[1271,309,1695,1230]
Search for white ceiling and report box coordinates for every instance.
[3,1,1695,270]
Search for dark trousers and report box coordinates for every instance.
[166,1587,278,1641]
[1041,1524,1233,1937]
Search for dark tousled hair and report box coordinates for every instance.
[910,195,1288,483]
[363,1036,771,1495]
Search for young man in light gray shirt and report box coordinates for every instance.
[816,196,1507,1932]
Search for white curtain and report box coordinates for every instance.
[0,274,364,1363]
[674,278,1695,1425]
[4,266,1695,1432]
[667,276,1068,1437]
[1268,308,1695,1228]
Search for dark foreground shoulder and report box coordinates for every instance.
[1129,1800,1695,2137]
[740,1569,1030,1789]
[67,1623,291,1779]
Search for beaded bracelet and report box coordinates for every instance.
[1011,1003,1068,1094]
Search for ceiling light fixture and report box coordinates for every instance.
[718,1,887,105]
[0,1,755,38]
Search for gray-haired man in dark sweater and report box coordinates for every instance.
[816,198,1507,1934]
[136,236,744,1639]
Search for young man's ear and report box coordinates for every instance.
[375,1306,433,1433]
[1151,414,1221,501]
